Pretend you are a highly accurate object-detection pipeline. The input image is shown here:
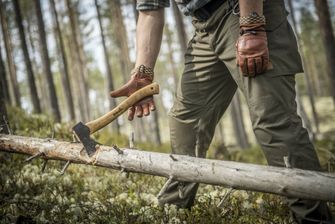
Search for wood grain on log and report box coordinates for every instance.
[0,134,334,202]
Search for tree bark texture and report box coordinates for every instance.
[0,0,21,107]
[108,0,132,83]
[65,0,90,122]
[0,46,9,134]
[94,0,119,133]
[165,25,179,90]
[0,44,10,104]
[150,111,161,145]
[295,85,314,141]
[50,0,75,121]
[298,7,327,98]
[217,121,225,144]
[34,0,61,122]
[307,53,323,97]
[25,16,49,113]
[12,0,41,113]
[0,134,334,202]
[314,0,335,106]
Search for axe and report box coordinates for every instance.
[72,83,159,157]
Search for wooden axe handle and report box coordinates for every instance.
[86,83,159,134]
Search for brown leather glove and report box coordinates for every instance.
[236,23,269,77]
[110,65,155,121]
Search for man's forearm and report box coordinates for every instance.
[135,9,165,69]
[239,0,263,17]
[236,0,268,76]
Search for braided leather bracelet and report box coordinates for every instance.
[132,64,154,80]
[239,12,266,26]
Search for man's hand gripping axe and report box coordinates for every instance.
[72,83,159,157]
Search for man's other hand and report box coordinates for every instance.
[236,24,269,77]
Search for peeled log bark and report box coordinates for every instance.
[0,134,334,202]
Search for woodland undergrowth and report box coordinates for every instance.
[0,107,334,224]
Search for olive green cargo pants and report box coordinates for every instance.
[157,0,334,223]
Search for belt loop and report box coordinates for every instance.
[232,1,240,16]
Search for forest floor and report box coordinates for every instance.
[0,98,335,224]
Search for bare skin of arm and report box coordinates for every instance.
[135,9,165,68]
[239,0,263,16]
[131,9,165,118]
[109,9,165,120]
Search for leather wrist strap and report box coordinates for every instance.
[239,23,266,35]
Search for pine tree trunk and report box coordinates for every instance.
[212,121,227,160]
[34,0,61,122]
[64,32,81,119]
[94,0,120,133]
[171,1,187,53]
[50,0,75,121]
[151,111,161,145]
[307,53,323,96]
[0,44,9,104]
[75,12,90,86]
[0,0,21,107]
[65,0,90,122]
[230,91,250,149]
[314,0,335,106]
[287,0,320,133]
[108,0,132,83]
[0,44,10,105]
[0,47,9,134]
[295,85,314,141]
[12,0,41,113]
[25,15,49,113]
[217,121,225,144]
[165,25,179,90]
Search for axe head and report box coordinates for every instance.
[72,122,98,157]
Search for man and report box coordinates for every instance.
[110,0,334,223]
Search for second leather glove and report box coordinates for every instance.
[236,23,269,77]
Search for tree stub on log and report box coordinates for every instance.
[0,134,334,202]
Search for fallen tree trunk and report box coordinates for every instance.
[1,134,334,202]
